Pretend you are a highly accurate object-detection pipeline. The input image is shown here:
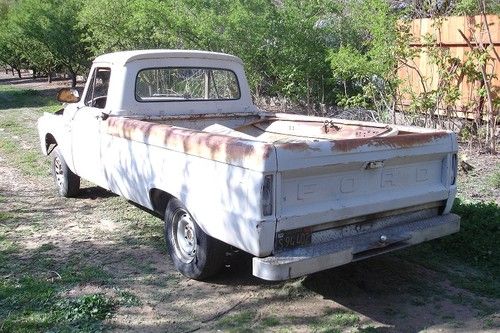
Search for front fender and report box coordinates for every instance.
[37,113,64,155]
[37,112,76,173]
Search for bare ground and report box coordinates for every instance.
[0,72,499,332]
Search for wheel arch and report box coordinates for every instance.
[44,133,58,155]
[149,188,175,218]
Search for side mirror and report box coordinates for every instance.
[57,88,80,103]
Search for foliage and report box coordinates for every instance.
[0,0,90,85]
[326,0,398,120]
[54,294,116,321]
[395,15,498,150]
[79,0,176,54]
[397,0,500,17]
[79,0,340,105]
[0,0,498,143]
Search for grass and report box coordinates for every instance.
[401,199,500,298]
[0,85,59,110]
[216,310,256,332]
[0,112,51,177]
[0,85,61,177]
[0,212,14,222]
[490,166,500,189]
[0,238,117,332]
[312,308,360,333]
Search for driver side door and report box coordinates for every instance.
[71,67,111,188]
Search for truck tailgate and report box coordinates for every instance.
[274,132,457,233]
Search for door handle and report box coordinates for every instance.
[364,161,384,170]
[96,112,109,121]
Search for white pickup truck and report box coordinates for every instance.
[38,50,460,281]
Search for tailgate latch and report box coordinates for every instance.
[364,161,384,170]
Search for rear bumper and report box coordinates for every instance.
[252,213,460,281]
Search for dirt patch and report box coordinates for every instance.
[457,145,499,204]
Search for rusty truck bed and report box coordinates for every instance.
[106,112,449,170]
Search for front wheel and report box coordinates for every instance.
[164,199,226,280]
[51,146,80,197]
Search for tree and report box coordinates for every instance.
[9,0,90,86]
[0,3,27,77]
[326,0,399,119]
[79,0,177,54]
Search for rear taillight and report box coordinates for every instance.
[451,154,457,185]
[262,175,274,216]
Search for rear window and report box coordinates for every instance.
[135,67,240,102]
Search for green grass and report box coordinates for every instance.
[0,212,15,222]
[216,310,256,333]
[260,316,280,327]
[0,113,50,177]
[0,85,61,177]
[490,166,500,189]
[115,290,142,307]
[401,199,500,297]
[0,237,116,332]
[0,264,117,332]
[0,283,115,333]
[0,85,59,110]
[312,308,360,333]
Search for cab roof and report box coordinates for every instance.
[93,49,243,66]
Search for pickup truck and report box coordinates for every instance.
[37,50,460,281]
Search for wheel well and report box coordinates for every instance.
[45,133,57,155]
[149,189,174,217]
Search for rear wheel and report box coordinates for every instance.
[51,146,80,197]
[164,198,226,280]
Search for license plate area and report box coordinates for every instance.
[275,227,312,251]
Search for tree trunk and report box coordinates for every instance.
[17,68,21,78]
[32,68,36,79]
[70,70,77,88]
[47,72,52,83]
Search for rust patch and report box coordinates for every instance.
[277,142,322,152]
[278,142,312,152]
[106,117,273,168]
[332,132,449,152]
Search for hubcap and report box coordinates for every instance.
[54,157,64,189]
[173,210,197,263]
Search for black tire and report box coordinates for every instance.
[164,198,226,280]
[51,146,80,197]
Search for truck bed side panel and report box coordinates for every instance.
[101,129,277,256]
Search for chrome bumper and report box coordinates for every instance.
[252,213,460,281]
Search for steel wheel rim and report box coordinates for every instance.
[54,157,64,189]
[173,209,197,263]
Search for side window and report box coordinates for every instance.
[84,67,111,109]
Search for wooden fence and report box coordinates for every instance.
[397,15,499,121]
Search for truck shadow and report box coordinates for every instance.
[210,248,495,332]
[77,186,118,200]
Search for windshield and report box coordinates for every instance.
[135,67,240,102]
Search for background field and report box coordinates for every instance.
[0,74,499,332]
